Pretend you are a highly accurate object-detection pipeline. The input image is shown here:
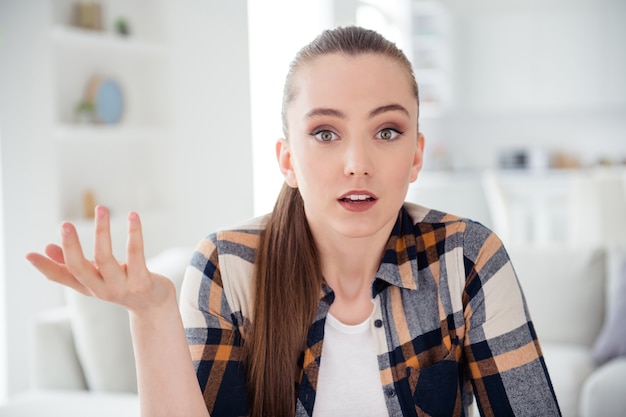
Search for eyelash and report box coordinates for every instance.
[376,128,403,141]
[310,127,404,143]
[311,129,338,142]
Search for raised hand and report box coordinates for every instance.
[26,205,174,314]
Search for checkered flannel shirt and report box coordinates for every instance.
[180,202,561,416]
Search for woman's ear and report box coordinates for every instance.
[409,132,425,183]
[276,138,298,188]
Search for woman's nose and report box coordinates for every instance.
[343,138,372,177]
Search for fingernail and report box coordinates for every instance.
[128,212,138,223]
[96,206,105,219]
[61,223,72,236]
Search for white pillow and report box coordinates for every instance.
[507,246,606,347]
[66,290,137,393]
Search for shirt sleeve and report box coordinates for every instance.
[461,220,562,416]
[179,234,249,417]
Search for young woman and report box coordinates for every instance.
[27,26,561,417]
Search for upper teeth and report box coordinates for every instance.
[346,195,370,201]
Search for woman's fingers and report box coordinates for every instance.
[25,252,92,297]
[126,211,148,277]
[60,221,104,293]
[44,243,65,264]
[93,206,124,280]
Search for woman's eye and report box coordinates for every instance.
[377,128,402,141]
[313,130,338,142]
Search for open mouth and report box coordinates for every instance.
[339,194,377,203]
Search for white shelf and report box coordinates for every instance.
[51,25,167,58]
[54,124,169,143]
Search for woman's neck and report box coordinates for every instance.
[312,226,392,324]
[322,249,379,296]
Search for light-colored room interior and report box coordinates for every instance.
[1,0,625,416]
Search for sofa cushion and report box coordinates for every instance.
[592,248,626,364]
[542,343,595,417]
[65,290,137,393]
[580,358,626,417]
[66,247,193,393]
[507,246,605,347]
[33,308,87,390]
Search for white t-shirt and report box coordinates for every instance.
[312,309,390,417]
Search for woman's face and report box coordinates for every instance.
[278,52,424,242]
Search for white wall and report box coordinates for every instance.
[164,0,254,243]
[0,0,64,398]
[0,0,252,398]
[422,0,626,171]
[0,123,6,403]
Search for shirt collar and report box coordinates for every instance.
[374,206,419,294]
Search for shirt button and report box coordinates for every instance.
[385,388,396,397]
[374,319,383,328]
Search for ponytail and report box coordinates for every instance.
[246,184,323,417]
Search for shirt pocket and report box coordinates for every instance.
[406,347,460,417]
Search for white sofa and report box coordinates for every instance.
[507,245,626,417]
[1,245,625,417]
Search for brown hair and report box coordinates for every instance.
[246,26,419,417]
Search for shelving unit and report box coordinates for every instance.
[50,25,167,56]
[410,0,452,117]
[48,0,171,232]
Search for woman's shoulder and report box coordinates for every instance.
[192,214,270,265]
[403,201,498,245]
[403,201,461,224]
[403,201,474,227]
[214,214,269,242]
[402,201,508,274]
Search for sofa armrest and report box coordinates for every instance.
[32,307,87,391]
[580,358,626,417]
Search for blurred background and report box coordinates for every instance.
[0,0,625,405]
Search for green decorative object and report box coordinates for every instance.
[115,17,130,36]
[74,100,96,124]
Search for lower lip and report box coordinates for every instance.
[338,198,377,212]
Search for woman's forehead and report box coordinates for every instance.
[288,53,417,117]
[296,52,410,84]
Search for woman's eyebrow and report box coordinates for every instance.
[369,103,410,119]
[305,107,347,119]
[304,103,409,120]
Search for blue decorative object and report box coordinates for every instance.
[94,78,124,124]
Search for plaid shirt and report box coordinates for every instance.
[180,203,561,417]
